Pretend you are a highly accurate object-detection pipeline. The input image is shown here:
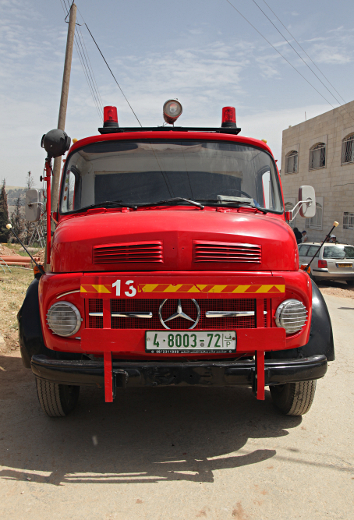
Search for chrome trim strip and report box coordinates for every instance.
[111,312,153,318]
[56,289,80,299]
[205,311,267,318]
[89,312,104,317]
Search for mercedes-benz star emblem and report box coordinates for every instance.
[159,299,200,330]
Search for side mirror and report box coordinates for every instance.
[298,185,316,218]
[25,189,42,222]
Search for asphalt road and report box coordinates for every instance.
[0,294,353,520]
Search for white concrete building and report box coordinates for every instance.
[281,100,354,244]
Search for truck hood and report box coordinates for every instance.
[51,208,298,273]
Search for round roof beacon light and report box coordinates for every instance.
[103,106,119,128]
[163,99,183,125]
[221,106,236,128]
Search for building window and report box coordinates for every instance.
[343,212,354,230]
[285,151,298,173]
[305,198,323,230]
[341,134,354,164]
[309,143,326,170]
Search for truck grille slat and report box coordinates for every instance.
[194,242,261,263]
[93,242,163,264]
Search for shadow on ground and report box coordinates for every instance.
[0,354,301,486]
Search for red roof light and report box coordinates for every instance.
[103,106,119,128]
[222,106,236,128]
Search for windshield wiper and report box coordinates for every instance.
[80,200,138,211]
[137,197,204,209]
[196,196,268,214]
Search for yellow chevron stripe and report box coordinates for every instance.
[232,285,251,293]
[140,284,159,293]
[92,284,111,294]
[207,285,227,293]
[163,284,183,292]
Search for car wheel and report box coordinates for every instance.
[270,380,316,416]
[36,378,80,417]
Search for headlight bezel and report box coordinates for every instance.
[275,298,308,335]
[46,301,82,337]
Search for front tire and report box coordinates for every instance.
[270,380,317,416]
[36,378,80,417]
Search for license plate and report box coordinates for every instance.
[336,263,352,268]
[146,331,236,353]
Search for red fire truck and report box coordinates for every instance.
[18,101,333,417]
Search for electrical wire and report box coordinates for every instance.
[251,0,343,107]
[224,0,335,108]
[84,23,142,127]
[59,0,103,120]
[260,0,347,105]
[69,2,142,126]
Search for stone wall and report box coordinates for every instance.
[281,101,354,244]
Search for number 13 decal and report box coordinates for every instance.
[112,279,137,297]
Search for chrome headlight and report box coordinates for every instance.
[47,302,82,337]
[275,299,308,335]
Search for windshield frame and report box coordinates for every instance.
[59,137,283,216]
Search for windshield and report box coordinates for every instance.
[60,140,282,213]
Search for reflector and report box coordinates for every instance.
[221,106,236,128]
[103,106,119,128]
[163,100,183,124]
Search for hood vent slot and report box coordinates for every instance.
[93,241,163,264]
[194,241,261,264]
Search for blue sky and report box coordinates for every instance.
[1,0,353,187]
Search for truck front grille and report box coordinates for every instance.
[87,298,269,330]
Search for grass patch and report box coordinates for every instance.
[0,268,33,353]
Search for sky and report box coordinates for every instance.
[0,0,353,187]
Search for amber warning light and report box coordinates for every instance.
[222,106,236,128]
[103,106,119,128]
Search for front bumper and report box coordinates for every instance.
[31,354,327,398]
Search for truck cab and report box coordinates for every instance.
[18,101,333,417]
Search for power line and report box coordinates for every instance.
[59,0,103,120]
[260,0,347,105]
[251,0,343,107]
[224,0,335,108]
[84,22,142,127]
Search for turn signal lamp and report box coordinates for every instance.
[163,100,183,124]
[221,106,236,128]
[103,106,119,128]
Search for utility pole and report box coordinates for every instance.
[51,2,77,213]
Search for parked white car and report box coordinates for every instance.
[298,242,354,285]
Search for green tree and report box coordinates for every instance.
[10,196,24,241]
[0,179,9,242]
[23,171,36,244]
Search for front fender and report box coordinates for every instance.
[267,279,334,361]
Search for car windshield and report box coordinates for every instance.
[60,139,282,214]
[323,245,354,259]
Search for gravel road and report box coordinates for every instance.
[0,294,353,520]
